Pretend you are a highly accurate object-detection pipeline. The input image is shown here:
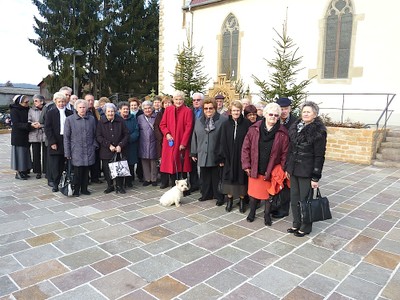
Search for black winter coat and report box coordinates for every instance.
[44,108,73,155]
[96,115,129,160]
[285,117,327,181]
[10,103,31,147]
[219,115,251,185]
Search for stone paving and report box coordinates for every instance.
[0,132,399,300]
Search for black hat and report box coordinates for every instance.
[276,97,292,107]
[215,94,225,100]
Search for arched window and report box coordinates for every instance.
[323,0,353,79]
[220,14,239,80]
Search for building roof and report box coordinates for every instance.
[187,0,223,9]
[0,86,39,95]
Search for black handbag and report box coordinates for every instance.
[299,188,332,224]
[59,160,74,197]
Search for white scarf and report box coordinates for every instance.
[58,107,66,135]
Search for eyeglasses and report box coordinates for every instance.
[192,99,202,102]
[268,113,280,117]
[33,99,41,102]
[203,107,215,111]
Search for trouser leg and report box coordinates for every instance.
[290,175,313,233]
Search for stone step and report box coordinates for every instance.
[377,148,400,161]
[372,159,400,168]
[387,130,400,138]
[380,141,400,148]
[385,136,400,143]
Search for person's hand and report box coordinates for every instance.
[115,145,122,153]
[245,169,250,176]
[109,145,116,152]
[219,162,224,167]
[285,171,290,179]
[51,144,57,150]
[192,157,197,162]
[311,180,319,189]
[166,133,173,141]
[179,145,186,151]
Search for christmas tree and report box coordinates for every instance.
[253,20,313,114]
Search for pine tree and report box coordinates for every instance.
[171,38,210,106]
[252,21,313,114]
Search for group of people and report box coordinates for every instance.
[10,87,327,236]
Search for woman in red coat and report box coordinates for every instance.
[241,103,289,226]
[159,90,193,188]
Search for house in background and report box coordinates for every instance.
[158,0,399,126]
[0,86,40,106]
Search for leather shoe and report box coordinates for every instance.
[48,181,54,187]
[294,231,309,237]
[81,190,91,195]
[246,215,255,222]
[52,187,59,192]
[287,228,299,233]
[116,187,126,194]
[104,186,115,194]
[151,182,158,186]
[143,181,151,186]
[160,184,168,189]
[216,198,225,206]
[15,172,27,180]
[36,173,42,179]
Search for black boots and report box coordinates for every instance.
[239,197,246,213]
[225,196,233,211]
[246,197,258,222]
[264,200,272,226]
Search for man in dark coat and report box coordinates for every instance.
[271,97,297,218]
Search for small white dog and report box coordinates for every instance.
[159,179,189,207]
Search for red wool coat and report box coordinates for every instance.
[159,105,193,174]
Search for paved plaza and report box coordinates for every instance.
[0,131,399,300]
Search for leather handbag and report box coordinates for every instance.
[59,160,74,197]
[299,188,332,223]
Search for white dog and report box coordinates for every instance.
[159,179,189,207]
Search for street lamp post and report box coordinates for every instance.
[63,48,84,95]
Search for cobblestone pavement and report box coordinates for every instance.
[0,132,399,300]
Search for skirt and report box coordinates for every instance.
[221,182,247,198]
[11,145,32,171]
[248,174,271,200]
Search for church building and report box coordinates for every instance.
[158,0,400,126]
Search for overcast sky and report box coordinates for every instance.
[0,0,51,85]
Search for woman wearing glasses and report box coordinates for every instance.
[241,102,289,226]
[191,98,227,204]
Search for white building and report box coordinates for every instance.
[159,0,400,126]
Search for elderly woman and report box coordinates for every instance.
[241,103,289,226]
[97,103,129,194]
[191,98,227,204]
[45,92,73,191]
[28,94,46,179]
[118,102,139,187]
[159,91,193,188]
[64,99,97,196]
[219,100,251,212]
[137,101,158,186]
[286,101,327,237]
[10,95,39,180]
[154,96,173,184]
[244,104,258,124]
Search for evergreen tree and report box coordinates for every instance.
[252,21,313,114]
[30,0,159,98]
[171,38,210,105]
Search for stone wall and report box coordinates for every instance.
[326,127,386,164]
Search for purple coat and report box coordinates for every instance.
[137,113,158,159]
[241,120,289,181]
